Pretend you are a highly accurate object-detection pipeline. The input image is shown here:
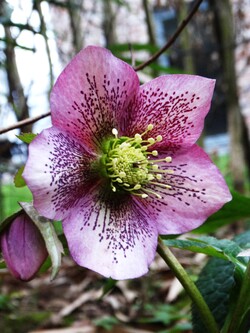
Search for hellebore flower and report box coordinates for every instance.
[23,46,231,280]
[1,212,48,281]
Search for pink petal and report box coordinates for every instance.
[125,75,215,150]
[50,46,139,151]
[136,145,231,234]
[62,187,158,280]
[1,213,48,281]
[23,127,97,220]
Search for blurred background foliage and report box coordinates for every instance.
[1,0,250,332]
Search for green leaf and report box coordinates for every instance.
[163,236,246,270]
[192,231,250,332]
[20,202,64,280]
[14,166,26,187]
[192,258,236,333]
[194,191,250,233]
[100,278,117,298]
[234,230,250,248]
[16,132,37,144]
[140,304,189,325]
[93,316,119,330]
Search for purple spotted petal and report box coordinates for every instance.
[125,75,215,150]
[1,213,48,281]
[62,187,158,280]
[23,127,97,220]
[137,145,232,234]
[50,46,140,151]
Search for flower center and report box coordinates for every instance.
[100,125,173,199]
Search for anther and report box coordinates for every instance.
[147,174,154,181]
[148,138,155,144]
[165,156,172,162]
[151,150,158,156]
[112,128,118,138]
[134,134,142,143]
[156,135,162,142]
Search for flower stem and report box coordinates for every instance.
[226,260,250,333]
[157,237,220,333]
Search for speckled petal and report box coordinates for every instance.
[62,188,158,280]
[23,127,97,220]
[136,145,232,234]
[1,213,48,281]
[50,46,140,151]
[125,75,215,150]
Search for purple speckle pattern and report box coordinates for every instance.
[66,191,154,264]
[134,90,198,146]
[63,189,157,279]
[51,46,139,151]
[45,131,97,217]
[134,145,230,235]
[153,163,206,208]
[67,74,129,148]
[125,75,215,152]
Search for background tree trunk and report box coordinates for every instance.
[211,0,249,192]
[177,0,195,74]
[4,25,32,133]
[102,0,117,47]
[68,0,84,52]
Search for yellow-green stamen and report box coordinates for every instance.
[100,124,173,199]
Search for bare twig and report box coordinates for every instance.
[0,112,51,135]
[0,0,203,134]
[134,0,203,71]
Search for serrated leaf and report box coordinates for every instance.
[163,236,245,270]
[234,230,250,247]
[20,202,64,280]
[16,132,37,144]
[192,258,236,333]
[194,191,250,233]
[14,166,26,187]
[192,231,250,332]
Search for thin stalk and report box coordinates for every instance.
[135,0,203,71]
[157,237,220,333]
[226,260,250,333]
[0,111,51,135]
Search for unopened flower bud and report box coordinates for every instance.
[0,212,48,281]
